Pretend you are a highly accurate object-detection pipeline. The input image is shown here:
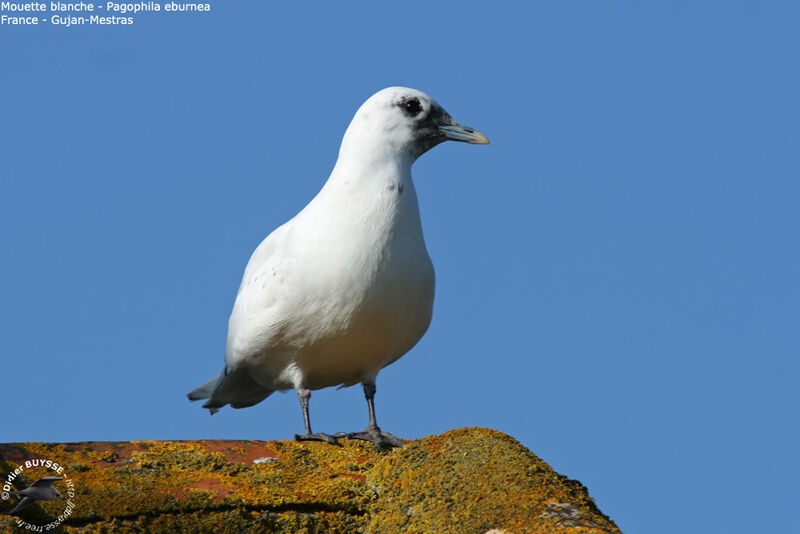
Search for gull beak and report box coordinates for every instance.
[439,123,490,144]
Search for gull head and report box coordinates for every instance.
[340,87,489,164]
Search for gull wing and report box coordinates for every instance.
[11,496,36,514]
[31,476,62,487]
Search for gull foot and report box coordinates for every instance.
[344,428,406,450]
[294,432,340,445]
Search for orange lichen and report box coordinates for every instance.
[170,478,235,502]
[199,440,283,464]
[365,428,620,534]
[0,428,620,533]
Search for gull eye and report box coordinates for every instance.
[401,97,422,117]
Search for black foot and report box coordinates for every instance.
[343,427,405,450]
[294,432,340,445]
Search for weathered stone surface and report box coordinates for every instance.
[0,427,620,533]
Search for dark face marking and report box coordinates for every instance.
[410,103,454,156]
[401,97,422,117]
[394,94,457,157]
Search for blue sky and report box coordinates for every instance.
[2,2,798,533]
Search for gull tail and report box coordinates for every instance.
[187,367,273,414]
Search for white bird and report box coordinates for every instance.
[188,87,488,449]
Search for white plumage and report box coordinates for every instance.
[189,87,488,448]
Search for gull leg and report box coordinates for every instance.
[345,381,405,450]
[294,388,339,444]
